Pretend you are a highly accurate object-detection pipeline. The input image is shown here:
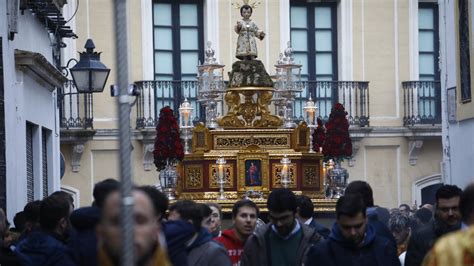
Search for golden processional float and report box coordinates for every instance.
[161,1,337,213]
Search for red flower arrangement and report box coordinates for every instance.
[320,103,352,162]
[153,106,184,170]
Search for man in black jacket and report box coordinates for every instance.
[306,194,400,266]
[344,180,397,249]
[295,195,330,239]
[240,189,321,266]
[405,184,462,266]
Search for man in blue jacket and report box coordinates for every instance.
[15,194,75,266]
[306,194,400,266]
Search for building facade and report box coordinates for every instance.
[60,0,445,209]
[439,0,474,189]
[0,0,72,221]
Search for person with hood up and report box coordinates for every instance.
[167,201,231,266]
[215,200,259,265]
[306,194,400,266]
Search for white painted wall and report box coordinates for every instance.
[439,0,474,189]
[1,7,61,221]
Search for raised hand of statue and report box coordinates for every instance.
[235,4,262,60]
[235,21,243,33]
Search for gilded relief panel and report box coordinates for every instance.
[214,134,291,150]
[184,164,203,189]
[272,163,297,188]
[302,163,320,189]
[208,164,234,188]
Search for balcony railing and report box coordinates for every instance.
[294,81,370,127]
[402,81,441,126]
[135,80,201,129]
[135,80,370,129]
[58,80,94,129]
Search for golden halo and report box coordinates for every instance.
[231,0,261,10]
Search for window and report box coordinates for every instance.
[458,0,471,102]
[42,128,51,198]
[290,1,338,119]
[153,0,204,119]
[26,122,34,202]
[418,4,440,122]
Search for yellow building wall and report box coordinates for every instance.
[60,0,443,209]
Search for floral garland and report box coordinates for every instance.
[321,103,352,163]
[153,106,184,170]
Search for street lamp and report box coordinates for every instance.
[70,39,110,93]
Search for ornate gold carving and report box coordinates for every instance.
[218,87,282,128]
[302,164,320,188]
[184,164,203,189]
[209,164,234,188]
[272,163,297,188]
[293,121,309,151]
[176,193,334,213]
[214,134,290,149]
[237,145,270,193]
[192,123,210,153]
[254,90,283,127]
[179,192,239,200]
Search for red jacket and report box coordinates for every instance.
[214,229,244,265]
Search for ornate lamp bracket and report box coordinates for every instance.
[143,143,155,171]
[348,139,361,167]
[408,139,424,166]
[71,143,85,172]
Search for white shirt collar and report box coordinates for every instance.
[271,219,301,240]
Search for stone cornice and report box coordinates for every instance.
[87,126,442,141]
[15,50,67,89]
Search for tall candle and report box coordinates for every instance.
[308,110,315,123]
[218,164,224,180]
[183,111,190,126]
[282,165,288,179]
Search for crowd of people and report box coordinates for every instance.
[0,178,473,266]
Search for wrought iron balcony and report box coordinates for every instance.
[135,80,201,129]
[294,81,370,127]
[58,80,94,130]
[402,81,441,126]
[135,80,370,129]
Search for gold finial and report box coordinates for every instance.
[231,0,261,10]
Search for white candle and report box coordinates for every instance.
[218,164,224,180]
[183,111,190,126]
[308,110,315,123]
[282,164,288,179]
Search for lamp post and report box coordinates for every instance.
[216,157,227,200]
[280,155,291,188]
[179,98,194,154]
[303,94,318,153]
[69,39,110,93]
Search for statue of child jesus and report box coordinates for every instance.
[235,4,265,60]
